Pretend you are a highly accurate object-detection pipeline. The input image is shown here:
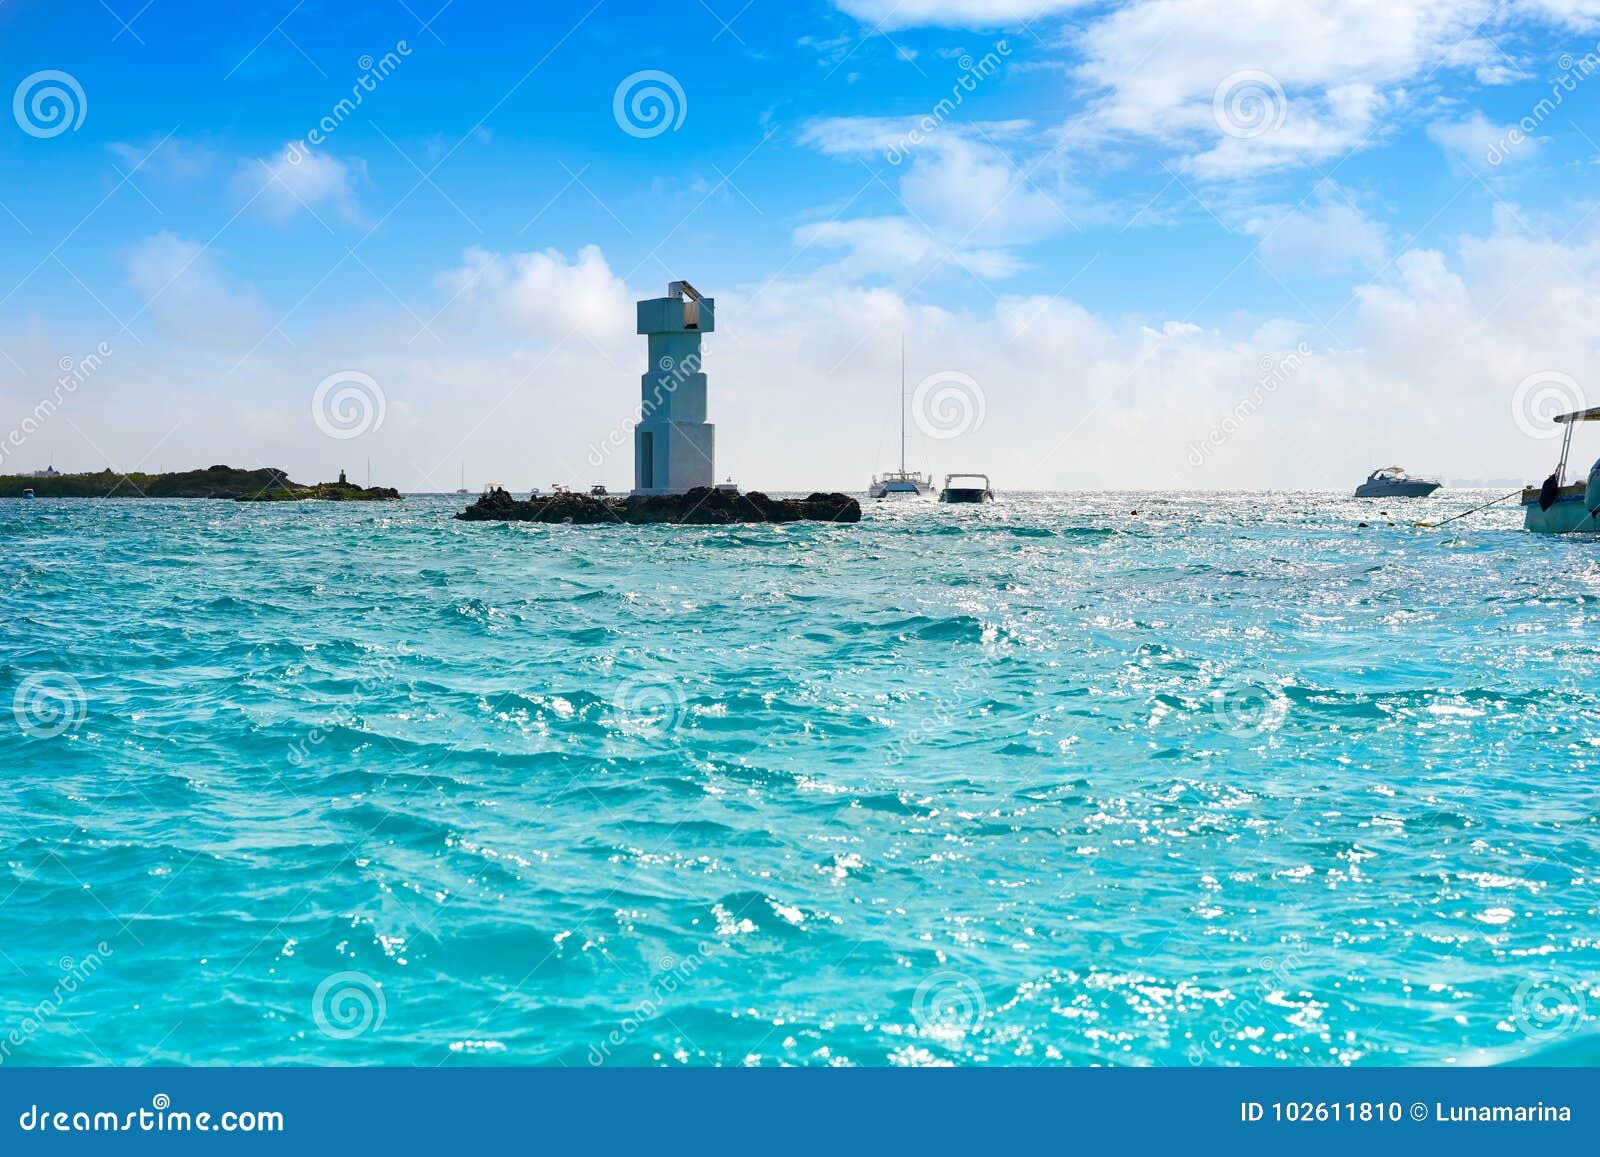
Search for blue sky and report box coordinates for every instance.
[1,0,1598,490]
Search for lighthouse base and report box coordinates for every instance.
[633,421,714,496]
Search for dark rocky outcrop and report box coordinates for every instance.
[236,479,400,502]
[456,486,860,525]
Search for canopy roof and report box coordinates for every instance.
[1555,407,1600,423]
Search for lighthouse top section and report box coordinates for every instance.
[637,280,714,335]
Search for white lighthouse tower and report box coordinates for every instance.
[634,281,715,495]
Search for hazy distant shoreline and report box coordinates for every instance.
[1,465,397,501]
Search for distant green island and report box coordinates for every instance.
[1,465,400,501]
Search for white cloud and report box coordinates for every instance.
[1516,0,1600,28]
[796,115,910,156]
[793,216,1026,279]
[1069,0,1511,176]
[235,144,364,225]
[1428,111,1538,169]
[1473,61,1530,85]
[124,232,272,347]
[16,216,1596,494]
[1243,186,1390,278]
[108,138,215,181]
[824,0,1598,182]
[1187,83,1390,178]
[433,244,634,345]
[798,33,854,68]
[1344,227,1600,470]
[797,118,1078,277]
[900,134,1075,239]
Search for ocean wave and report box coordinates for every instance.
[6,492,1600,1065]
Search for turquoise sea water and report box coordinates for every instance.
[2,491,1599,1067]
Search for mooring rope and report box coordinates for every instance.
[1414,489,1522,528]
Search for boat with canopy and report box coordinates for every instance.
[938,473,994,503]
[1524,406,1600,533]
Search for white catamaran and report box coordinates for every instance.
[868,337,933,499]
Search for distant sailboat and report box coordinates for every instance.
[868,336,933,498]
[455,463,469,495]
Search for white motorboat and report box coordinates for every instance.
[938,473,993,503]
[1354,466,1441,498]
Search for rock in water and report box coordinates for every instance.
[456,486,861,525]
[236,479,401,502]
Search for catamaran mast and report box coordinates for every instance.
[899,334,906,475]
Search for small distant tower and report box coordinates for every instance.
[634,280,714,494]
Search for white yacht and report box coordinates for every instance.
[868,337,933,499]
[1354,466,1441,498]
